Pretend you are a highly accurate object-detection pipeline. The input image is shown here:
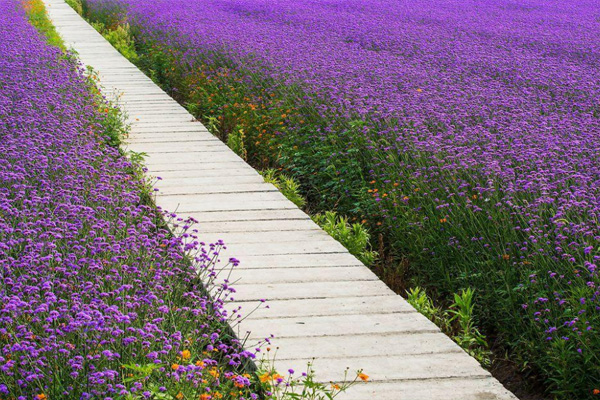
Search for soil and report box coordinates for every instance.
[489,356,552,400]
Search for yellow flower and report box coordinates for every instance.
[358,373,369,382]
[181,349,191,360]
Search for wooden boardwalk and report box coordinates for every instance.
[43,1,518,399]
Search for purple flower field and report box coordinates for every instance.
[80,0,600,396]
[0,2,259,398]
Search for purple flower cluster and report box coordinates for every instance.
[0,2,257,398]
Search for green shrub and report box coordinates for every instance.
[65,0,83,15]
[406,287,444,322]
[91,21,138,62]
[312,211,377,266]
[407,287,491,367]
[227,125,247,160]
[448,288,492,367]
[261,169,306,209]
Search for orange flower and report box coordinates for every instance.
[36,395,47,400]
[195,360,205,368]
[272,373,284,381]
[502,254,510,260]
[331,383,341,390]
[199,395,211,400]
[358,373,369,382]
[594,389,600,395]
[176,392,184,400]
[440,218,447,223]
[181,349,191,360]
[259,372,270,383]
[172,363,179,370]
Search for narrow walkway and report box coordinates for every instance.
[43,1,517,399]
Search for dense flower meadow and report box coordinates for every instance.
[0,2,261,398]
[80,0,600,396]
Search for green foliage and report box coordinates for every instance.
[65,0,83,15]
[227,125,247,159]
[448,288,492,367]
[406,287,444,322]
[91,21,138,62]
[262,169,306,209]
[312,211,377,266]
[23,0,66,50]
[407,287,491,367]
[84,66,129,147]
